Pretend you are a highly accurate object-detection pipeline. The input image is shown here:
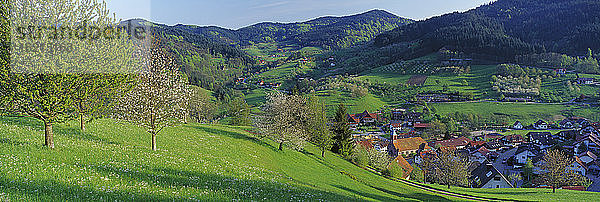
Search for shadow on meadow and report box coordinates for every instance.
[0,116,43,131]
[0,116,119,146]
[0,175,165,201]
[88,164,355,200]
[0,137,31,146]
[187,125,279,152]
[333,184,454,202]
[54,125,120,145]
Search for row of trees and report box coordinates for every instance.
[255,92,354,159]
[1,0,191,151]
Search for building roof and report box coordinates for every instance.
[356,140,374,150]
[516,144,540,156]
[470,161,513,188]
[393,137,430,152]
[534,120,548,126]
[414,123,431,128]
[578,151,598,162]
[391,155,414,179]
[476,146,491,156]
[574,156,588,171]
[502,134,524,143]
[527,132,554,145]
[347,114,360,123]
[434,137,471,149]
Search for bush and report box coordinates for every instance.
[385,163,405,179]
[410,165,424,182]
[352,147,369,168]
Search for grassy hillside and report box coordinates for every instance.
[2,117,600,201]
[0,117,455,201]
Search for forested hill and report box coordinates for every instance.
[124,19,256,90]
[177,9,414,49]
[374,0,600,61]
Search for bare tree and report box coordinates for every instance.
[539,149,588,193]
[114,45,190,151]
[256,92,308,151]
[436,149,472,189]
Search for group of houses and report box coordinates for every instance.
[350,109,600,190]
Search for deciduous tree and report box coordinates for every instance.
[539,149,588,193]
[256,92,309,151]
[436,149,472,189]
[114,45,190,151]
[2,0,137,148]
[307,96,333,157]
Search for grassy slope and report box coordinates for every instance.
[3,117,599,201]
[0,117,458,201]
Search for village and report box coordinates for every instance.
[348,109,600,191]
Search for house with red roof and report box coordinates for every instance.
[389,137,431,156]
[346,110,381,126]
[390,155,414,179]
[432,137,472,150]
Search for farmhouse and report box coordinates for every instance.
[501,135,524,147]
[347,110,380,126]
[556,130,578,142]
[470,162,513,188]
[560,119,575,129]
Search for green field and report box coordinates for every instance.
[432,102,569,125]
[360,65,497,99]
[315,91,387,115]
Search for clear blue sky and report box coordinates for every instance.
[105,0,495,29]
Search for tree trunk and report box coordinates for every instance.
[79,113,85,132]
[44,121,54,149]
[279,142,283,151]
[321,149,325,157]
[552,186,556,193]
[448,183,451,189]
[152,133,157,151]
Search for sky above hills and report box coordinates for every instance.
[105,0,495,29]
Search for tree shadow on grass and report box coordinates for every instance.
[0,175,166,201]
[0,138,32,146]
[368,185,454,202]
[88,164,355,201]
[0,116,43,131]
[0,116,119,145]
[186,125,278,152]
[54,126,120,145]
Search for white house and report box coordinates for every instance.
[533,120,549,130]
[470,162,514,188]
[515,145,539,165]
[512,121,523,130]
